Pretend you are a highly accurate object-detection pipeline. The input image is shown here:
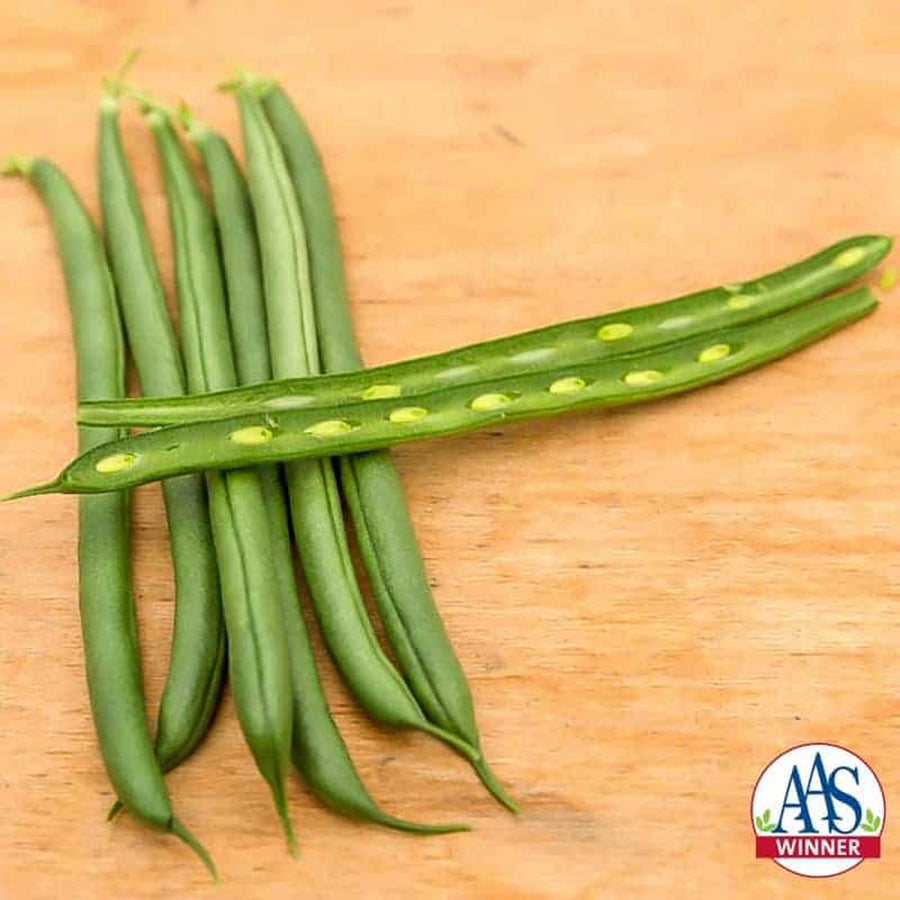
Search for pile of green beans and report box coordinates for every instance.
[261,80,509,805]
[182,101,466,834]
[231,78,514,808]
[2,56,890,878]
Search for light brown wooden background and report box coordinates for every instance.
[1,1,898,897]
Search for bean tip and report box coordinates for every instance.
[106,799,124,822]
[176,101,208,142]
[217,67,273,96]
[874,233,895,261]
[1,155,33,178]
[280,810,299,859]
[117,83,175,123]
[216,70,244,94]
[102,48,142,99]
[3,478,62,501]
[373,811,474,835]
[171,817,219,882]
[471,758,520,814]
[282,820,299,859]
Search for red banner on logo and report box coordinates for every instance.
[756,835,880,859]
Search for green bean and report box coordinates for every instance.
[183,107,466,833]
[2,155,216,878]
[261,81,509,804]
[99,69,225,791]
[140,100,296,853]
[78,233,890,427]
[231,79,516,808]
[15,286,876,497]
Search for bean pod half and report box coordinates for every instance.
[78,234,890,427]
[13,285,876,497]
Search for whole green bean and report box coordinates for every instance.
[261,81,509,804]
[15,286,876,497]
[78,234,890,427]
[2,155,216,878]
[141,102,296,853]
[232,80,515,807]
[184,107,467,833]
[99,72,225,786]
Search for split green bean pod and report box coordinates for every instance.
[19,285,876,497]
[143,102,296,853]
[79,233,890,427]
[99,79,225,785]
[184,107,466,834]
[262,80,510,805]
[2,156,215,878]
[233,80,514,806]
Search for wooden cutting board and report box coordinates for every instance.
[1,2,898,897]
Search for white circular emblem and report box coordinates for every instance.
[752,743,885,877]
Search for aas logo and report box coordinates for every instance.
[751,742,885,877]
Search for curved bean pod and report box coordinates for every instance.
[15,287,876,496]
[231,81,509,802]
[2,155,216,878]
[142,102,296,853]
[186,109,467,833]
[262,81,510,804]
[99,76,225,783]
[78,233,890,427]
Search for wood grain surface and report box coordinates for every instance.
[1,2,898,897]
